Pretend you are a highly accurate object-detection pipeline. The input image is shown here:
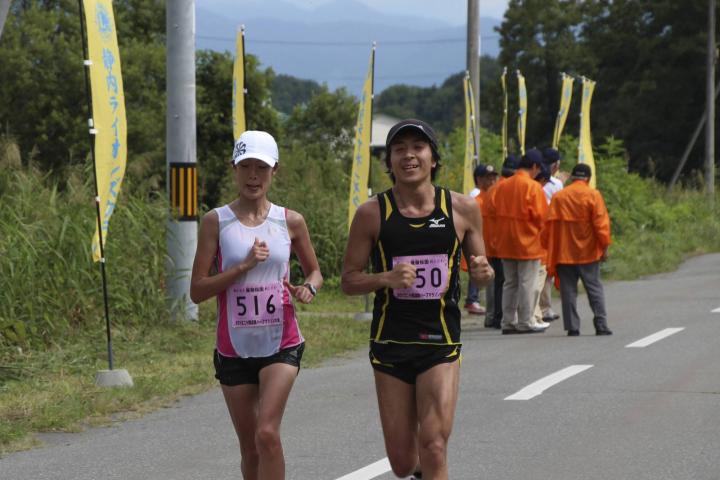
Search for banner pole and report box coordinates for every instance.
[365,43,375,316]
[78,0,114,372]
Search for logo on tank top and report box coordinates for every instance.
[428,217,446,228]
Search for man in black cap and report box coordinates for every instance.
[482,155,518,328]
[543,163,613,336]
[342,118,494,480]
[490,148,549,334]
[464,163,500,316]
[462,164,489,316]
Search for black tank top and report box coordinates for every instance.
[370,186,462,346]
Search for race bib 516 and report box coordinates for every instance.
[229,282,284,328]
[392,254,448,300]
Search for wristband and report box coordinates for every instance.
[303,283,317,296]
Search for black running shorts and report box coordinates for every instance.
[369,342,461,384]
[213,343,305,386]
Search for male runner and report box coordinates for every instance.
[341,119,494,480]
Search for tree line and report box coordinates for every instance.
[0,0,716,196]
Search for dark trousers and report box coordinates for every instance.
[557,262,608,332]
[486,257,504,327]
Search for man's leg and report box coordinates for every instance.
[464,279,484,314]
[465,279,478,305]
[415,360,460,480]
[501,259,519,330]
[557,264,581,333]
[374,371,420,478]
[531,263,548,326]
[484,279,496,327]
[490,257,505,327]
[578,261,610,332]
[540,275,557,319]
[516,259,541,329]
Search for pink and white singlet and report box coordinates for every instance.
[215,203,303,358]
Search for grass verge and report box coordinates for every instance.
[0,297,369,456]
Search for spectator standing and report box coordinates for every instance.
[543,163,613,336]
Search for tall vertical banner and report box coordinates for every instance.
[463,72,478,195]
[517,70,527,155]
[578,77,597,189]
[552,73,574,149]
[501,67,508,160]
[347,46,375,230]
[84,0,127,262]
[232,26,246,140]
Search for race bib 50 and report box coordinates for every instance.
[392,254,449,300]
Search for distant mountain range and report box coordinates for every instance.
[196,0,502,94]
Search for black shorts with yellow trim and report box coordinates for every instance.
[369,341,462,385]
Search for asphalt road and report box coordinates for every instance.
[2,254,719,480]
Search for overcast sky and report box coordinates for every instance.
[283,0,509,24]
[196,1,510,91]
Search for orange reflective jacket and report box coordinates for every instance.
[477,188,494,257]
[489,170,548,260]
[461,187,495,271]
[482,177,505,258]
[542,180,612,277]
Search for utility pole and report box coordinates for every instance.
[166,0,198,321]
[668,80,720,191]
[467,0,480,159]
[705,0,717,197]
[0,0,10,41]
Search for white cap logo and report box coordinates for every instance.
[232,131,279,167]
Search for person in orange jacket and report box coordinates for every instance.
[462,164,496,315]
[481,155,518,329]
[543,163,613,336]
[490,148,549,334]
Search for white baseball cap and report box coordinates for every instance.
[232,131,279,167]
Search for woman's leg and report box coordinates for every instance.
[221,384,260,480]
[255,362,299,480]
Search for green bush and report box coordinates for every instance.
[588,137,720,279]
[0,158,168,350]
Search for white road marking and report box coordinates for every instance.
[505,365,593,401]
[335,457,391,480]
[625,327,685,348]
[712,307,720,313]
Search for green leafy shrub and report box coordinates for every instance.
[0,158,168,350]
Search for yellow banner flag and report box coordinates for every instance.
[83,0,127,262]
[232,26,246,140]
[578,77,597,188]
[463,72,478,195]
[517,70,527,155]
[347,46,375,230]
[552,73,574,149]
[501,67,508,159]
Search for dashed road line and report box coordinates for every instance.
[505,365,594,401]
[712,307,720,313]
[335,457,391,480]
[625,327,685,348]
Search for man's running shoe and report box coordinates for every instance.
[464,302,485,315]
[410,471,422,480]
